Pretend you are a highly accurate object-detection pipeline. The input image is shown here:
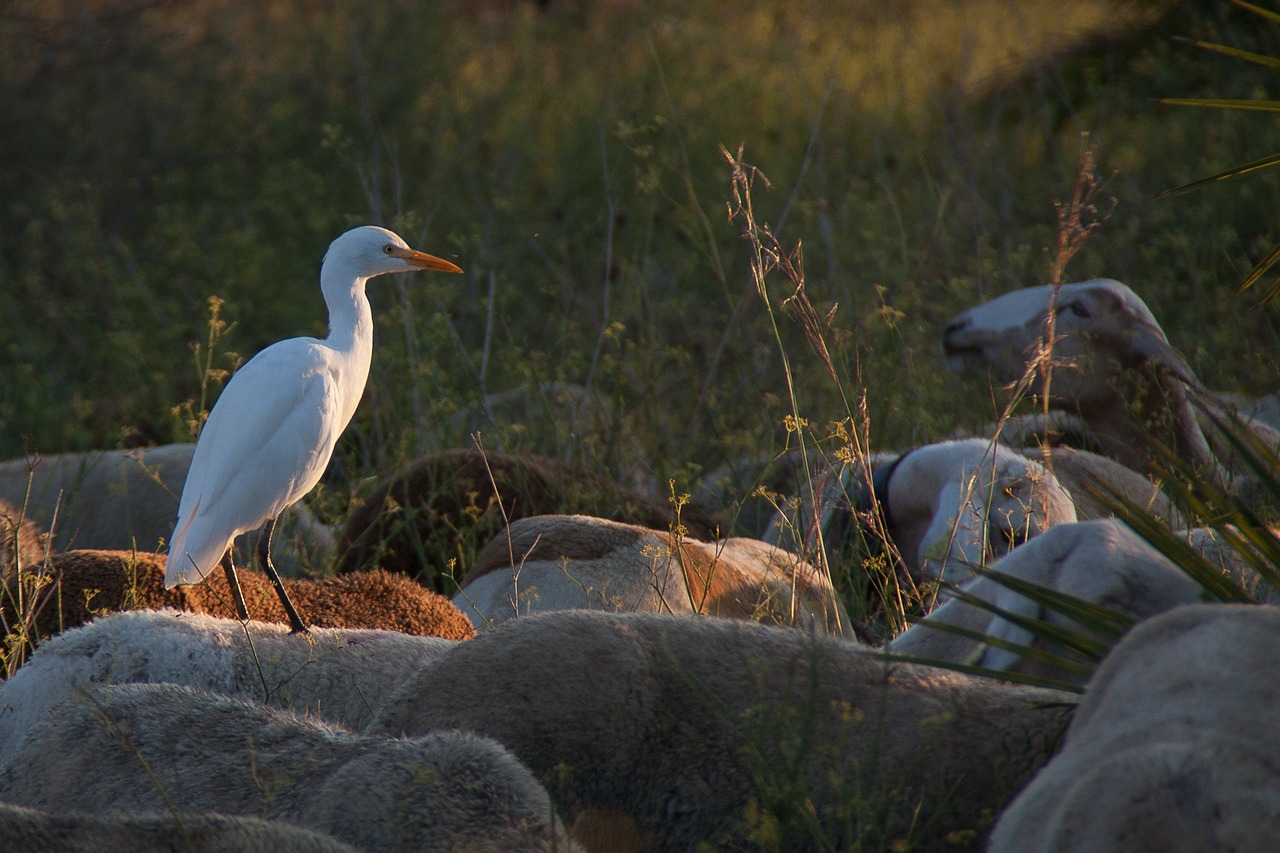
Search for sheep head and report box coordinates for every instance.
[941,279,1199,407]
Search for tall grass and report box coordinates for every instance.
[1,0,1275,475]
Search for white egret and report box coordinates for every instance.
[166,225,463,633]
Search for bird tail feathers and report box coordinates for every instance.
[165,498,228,588]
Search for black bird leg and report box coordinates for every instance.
[257,517,309,634]
[219,551,250,622]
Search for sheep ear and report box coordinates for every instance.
[1093,282,1202,390]
[919,480,988,583]
[1128,327,1201,390]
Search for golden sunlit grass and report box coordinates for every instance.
[2,1,1148,118]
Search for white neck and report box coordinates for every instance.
[320,258,376,427]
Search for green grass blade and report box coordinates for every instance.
[900,615,1097,677]
[1157,151,1280,198]
[884,650,1086,694]
[1158,98,1280,112]
[1235,242,1280,302]
[938,583,1118,660]
[1189,40,1280,70]
[975,568,1136,638]
[1234,0,1280,26]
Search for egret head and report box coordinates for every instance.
[324,225,463,279]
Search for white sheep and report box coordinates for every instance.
[452,513,852,637]
[988,603,1280,852]
[1215,388,1280,432]
[0,608,458,765]
[762,438,1079,584]
[0,682,579,853]
[368,609,1075,852]
[942,279,1277,489]
[0,800,359,852]
[1015,443,1186,527]
[886,519,1200,683]
[889,519,1277,684]
[0,444,333,573]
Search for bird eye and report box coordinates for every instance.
[383,244,395,255]
[1056,300,1090,318]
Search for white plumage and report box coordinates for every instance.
[166,225,462,631]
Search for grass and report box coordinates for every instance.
[3,0,1280,848]
[3,0,1276,471]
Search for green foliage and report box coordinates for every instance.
[2,0,1276,472]
[1159,0,1280,301]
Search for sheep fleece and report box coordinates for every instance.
[0,801,359,853]
[989,603,1280,853]
[0,682,573,853]
[369,609,1073,851]
[0,609,459,765]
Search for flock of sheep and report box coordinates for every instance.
[1,277,1278,850]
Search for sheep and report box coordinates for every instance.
[886,519,1200,684]
[960,410,1187,525]
[443,380,614,450]
[760,438,1079,584]
[1,550,475,651]
[988,603,1280,852]
[0,682,579,853]
[1015,443,1186,527]
[0,444,333,575]
[368,609,1076,852]
[1215,388,1280,433]
[975,413,1196,528]
[941,278,1278,489]
[178,557,476,641]
[1,608,1071,851]
[452,513,852,636]
[0,498,48,582]
[0,608,460,765]
[335,447,719,590]
[0,801,359,852]
[888,518,1278,684]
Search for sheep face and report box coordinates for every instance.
[941,279,1196,407]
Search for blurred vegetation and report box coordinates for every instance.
[1,0,1278,508]
[5,4,1280,842]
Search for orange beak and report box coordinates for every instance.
[392,246,464,274]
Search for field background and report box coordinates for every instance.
[2,0,1278,524]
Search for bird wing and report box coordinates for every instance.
[166,339,345,586]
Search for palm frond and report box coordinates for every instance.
[1161,0,1280,304]
[1156,151,1280,198]
[1184,39,1280,70]
[1234,0,1280,27]
[1158,97,1280,112]
[1235,243,1280,303]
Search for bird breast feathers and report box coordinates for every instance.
[177,339,347,523]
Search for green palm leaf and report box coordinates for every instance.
[1156,151,1280,198]
[1161,0,1280,304]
